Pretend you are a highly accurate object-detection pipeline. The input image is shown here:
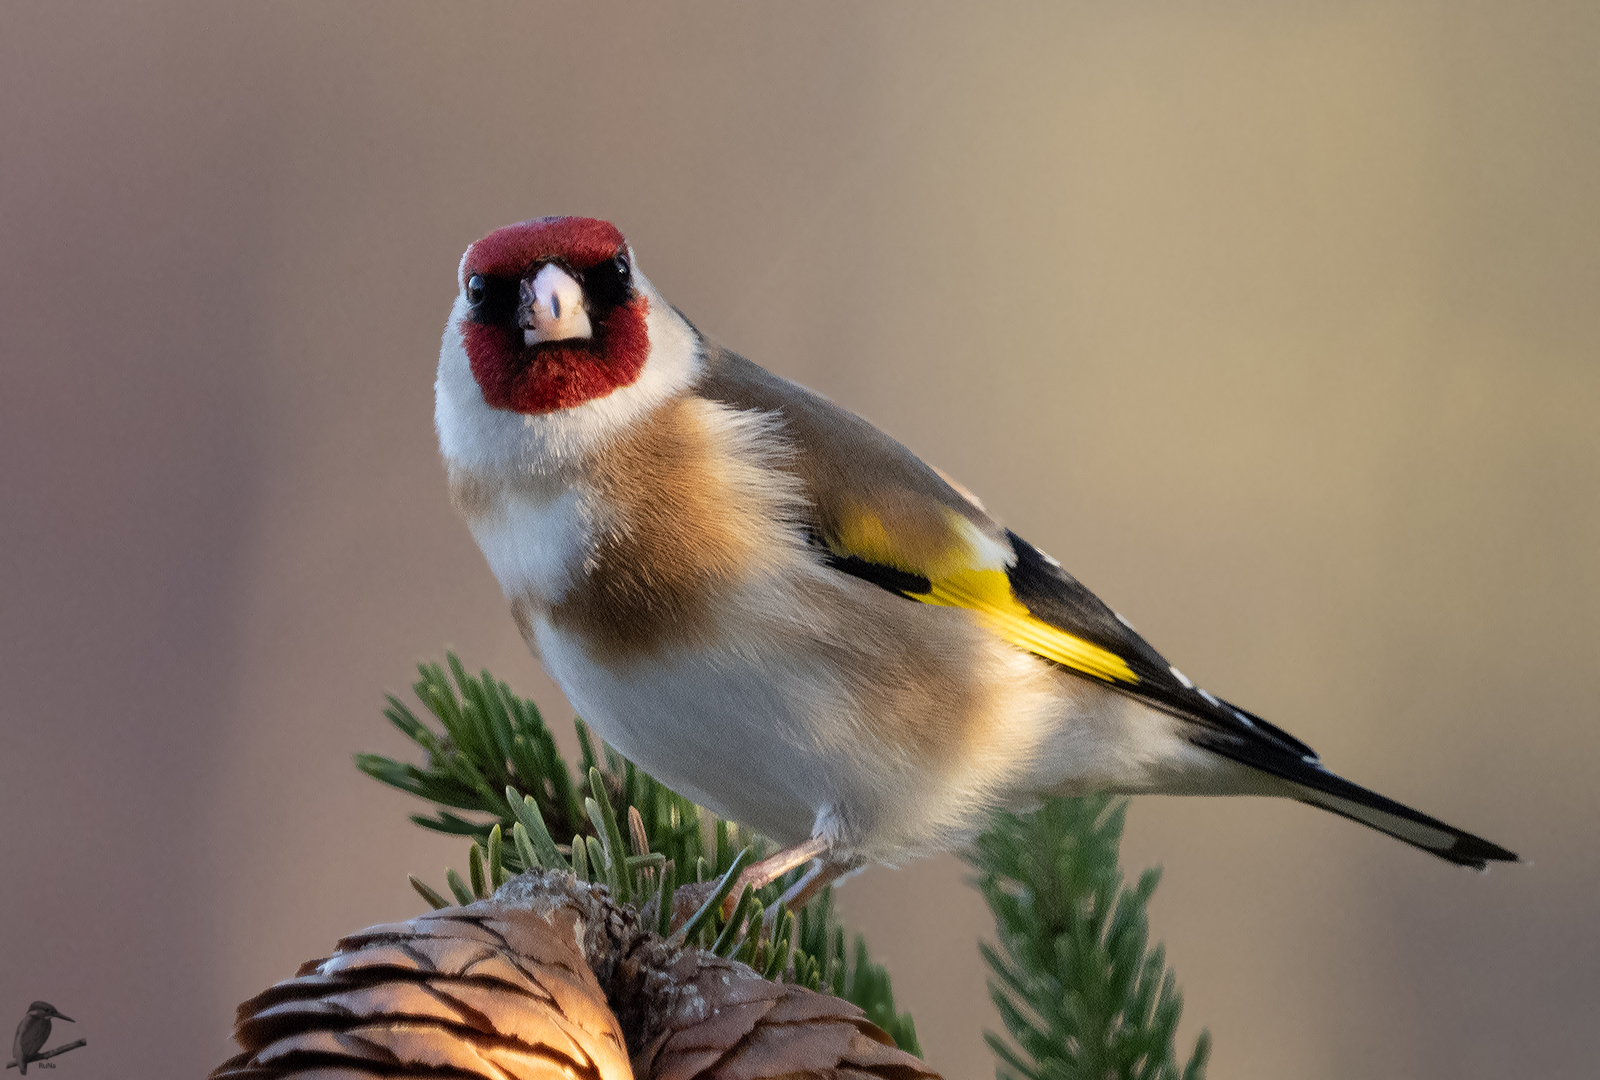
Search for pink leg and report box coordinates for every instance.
[776,856,855,912]
[665,837,836,930]
[718,836,832,916]
[741,836,831,888]
[755,855,862,938]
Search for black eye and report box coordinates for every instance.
[466,274,486,304]
[613,254,630,280]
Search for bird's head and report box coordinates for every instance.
[25,1003,71,1023]
[455,216,651,414]
[437,216,701,471]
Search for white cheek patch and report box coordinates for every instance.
[468,488,595,603]
[436,294,522,465]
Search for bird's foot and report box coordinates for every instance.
[661,836,837,933]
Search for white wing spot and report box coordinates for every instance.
[1198,689,1220,707]
[1115,611,1137,631]
[1169,665,1194,689]
[952,518,1013,571]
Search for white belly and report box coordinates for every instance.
[532,613,849,847]
[525,578,1083,862]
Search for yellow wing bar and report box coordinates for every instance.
[830,505,1139,686]
[916,567,1138,685]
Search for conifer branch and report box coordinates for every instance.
[968,794,1210,1080]
[359,653,921,1056]
[360,654,1213,1074]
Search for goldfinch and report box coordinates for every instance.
[435,216,1516,902]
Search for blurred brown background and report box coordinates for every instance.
[2,2,1596,1077]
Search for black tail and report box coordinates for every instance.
[1199,729,1519,869]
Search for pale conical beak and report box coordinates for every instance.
[518,264,593,345]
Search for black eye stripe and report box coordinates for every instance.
[464,255,631,329]
[464,273,519,324]
[581,253,632,310]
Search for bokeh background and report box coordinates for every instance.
[3,3,1597,1077]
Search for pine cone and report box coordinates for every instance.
[214,870,940,1080]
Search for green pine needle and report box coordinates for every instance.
[506,787,564,868]
[511,821,539,873]
[656,857,676,936]
[674,846,752,947]
[711,885,757,956]
[468,842,488,899]
[445,868,473,906]
[487,825,506,889]
[585,836,609,889]
[969,794,1209,1080]
[571,831,590,882]
[588,767,633,904]
[408,874,449,910]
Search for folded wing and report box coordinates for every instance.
[694,344,1518,868]
[695,344,1308,759]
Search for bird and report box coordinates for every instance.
[434,215,1516,906]
[12,1002,71,1075]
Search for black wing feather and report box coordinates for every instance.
[1001,531,1320,761]
[824,529,1518,867]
